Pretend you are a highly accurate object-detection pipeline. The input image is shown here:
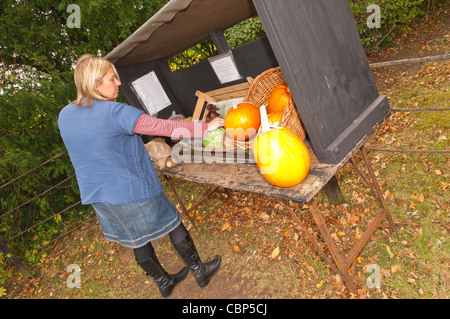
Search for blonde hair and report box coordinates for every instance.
[73,54,120,107]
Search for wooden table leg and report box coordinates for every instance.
[360,147,395,230]
[288,201,358,294]
[308,199,358,294]
[163,175,220,226]
[163,175,196,225]
[323,175,346,205]
[288,205,342,277]
[288,146,396,295]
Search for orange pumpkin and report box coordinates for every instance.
[253,127,310,188]
[268,84,291,113]
[224,103,261,141]
[267,112,284,126]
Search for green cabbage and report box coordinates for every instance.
[202,127,225,147]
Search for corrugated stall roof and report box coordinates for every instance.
[105,0,257,67]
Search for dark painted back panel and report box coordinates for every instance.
[163,36,278,115]
[117,61,184,119]
[253,0,390,163]
[117,36,278,118]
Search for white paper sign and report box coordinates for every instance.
[130,71,171,115]
[209,52,242,84]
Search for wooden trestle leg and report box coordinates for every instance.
[163,175,220,227]
[289,146,395,295]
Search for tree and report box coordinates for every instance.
[0,0,169,269]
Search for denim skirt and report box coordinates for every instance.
[91,192,181,249]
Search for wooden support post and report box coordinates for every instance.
[344,208,387,268]
[0,239,34,279]
[209,30,231,54]
[188,185,221,217]
[322,175,346,205]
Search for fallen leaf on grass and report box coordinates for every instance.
[187,203,199,217]
[381,244,394,258]
[391,265,400,273]
[221,222,230,231]
[409,194,424,202]
[271,246,280,259]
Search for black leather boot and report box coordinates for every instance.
[172,234,221,288]
[137,249,188,298]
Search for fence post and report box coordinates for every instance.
[0,239,35,279]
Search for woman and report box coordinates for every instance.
[58,54,224,298]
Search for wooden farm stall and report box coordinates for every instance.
[105,0,395,294]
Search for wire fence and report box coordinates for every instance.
[0,151,92,278]
[366,53,449,155]
[368,53,450,68]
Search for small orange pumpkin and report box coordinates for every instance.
[267,112,284,126]
[268,84,291,113]
[224,103,261,141]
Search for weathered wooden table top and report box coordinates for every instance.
[157,140,355,204]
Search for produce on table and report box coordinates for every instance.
[267,112,283,126]
[224,102,261,141]
[202,127,226,148]
[267,84,291,113]
[252,105,310,187]
[205,103,220,122]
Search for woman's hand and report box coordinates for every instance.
[206,117,225,132]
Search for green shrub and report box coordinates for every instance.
[349,0,442,49]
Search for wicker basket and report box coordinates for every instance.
[243,67,307,141]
